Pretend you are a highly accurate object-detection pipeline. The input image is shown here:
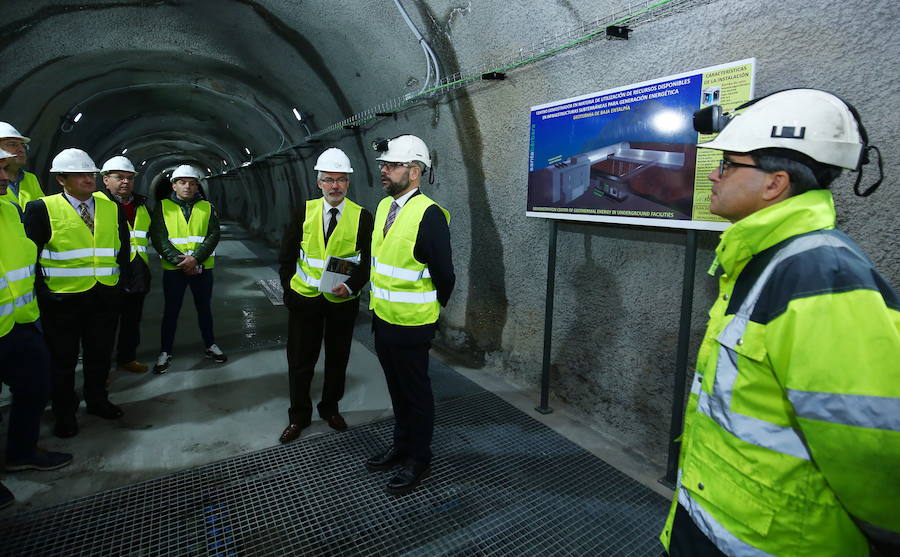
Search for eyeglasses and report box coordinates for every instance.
[718,158,761,178]
[377,161,412,172]
[319,176,349,185]
[0,140,28,152]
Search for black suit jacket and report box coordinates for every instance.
[278,198,374,308]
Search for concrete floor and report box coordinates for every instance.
[0,221,670,515]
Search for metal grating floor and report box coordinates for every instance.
[0,364,668,556]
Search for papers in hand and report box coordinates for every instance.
[318,255,359,294]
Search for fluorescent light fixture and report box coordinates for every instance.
[121,148,128,154]
[206,168,212,173]
[222,159,228,166]
[73,112,83,123]
[244,147,251,155]
[140,160,147,166]
[292,108,302,121]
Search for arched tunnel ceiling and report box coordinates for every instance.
[0,0,431,188]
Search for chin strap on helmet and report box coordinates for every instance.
[853,145,883,197]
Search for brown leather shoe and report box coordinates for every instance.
[119,360,149,373]
[325,413,348,432]
[279,423,306,444]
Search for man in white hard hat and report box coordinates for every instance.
[0,121,44,209]
[364,135,455,495]
[662,90,899,557]
[149,164,225,373]
[277,148,373,443]
[0,147,73,509]
[23,148,131,438]
[101,156,152,374]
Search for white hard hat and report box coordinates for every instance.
[101,156,137,175]
[698,89,863,170]
[50,148,100,173]
[0,122,30,143]
[171,164,205,181]
[314,148,354,173]
[0,148,15,160]
[376,135,431,167]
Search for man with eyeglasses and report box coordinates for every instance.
[23,149,131,439]
[0,147,73,510]
[0,122,43,210]
[101,156,152,374]
[277,148,373,443]
[365,135,455,495]
[662,90,899,557]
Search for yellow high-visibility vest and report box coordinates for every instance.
[0,200,39,336]
[370,194,449,326]
[290,198,362,303]
[130,205,151,264]
[38,192,121,294]
[160,199,215,270]
[1,171,43,209]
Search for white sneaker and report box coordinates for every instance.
[204,344,228,363]
[153,352,172,374]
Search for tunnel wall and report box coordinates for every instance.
[212,0,899,468]
[2,0,898,470]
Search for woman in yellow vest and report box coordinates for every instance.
[101,156,152,374]
[0,148,73,509]
[149,164,225,373]
[22,148,131,439]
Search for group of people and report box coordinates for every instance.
[276,135,455,495]
[2,88,898,555]
[0,122,227,509]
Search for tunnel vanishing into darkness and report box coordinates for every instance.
[1,0,898,509]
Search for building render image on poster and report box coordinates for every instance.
[526,59,755,231]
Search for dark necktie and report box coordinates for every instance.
[79,202,94,233]
[324,207,339,245]
[383,201,399,237]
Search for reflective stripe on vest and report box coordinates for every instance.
[39,193,121,293]
[369,194,449,326]
[161,199,215,270]
[0,200,40,335]
[130,205,151,264]
[677,481,777,557]
[290,198,363,303]
[694,234,865,461]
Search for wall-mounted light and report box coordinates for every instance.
[244,147,251,155]
[121,148,128,154]
[60,111,84,133]
[292,108,303,121]
[140,160,147,166]
[222,159,228,166]
[207,168,212,174]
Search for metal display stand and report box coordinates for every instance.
[535,221,697,485]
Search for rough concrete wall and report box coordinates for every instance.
[325,0,899,468]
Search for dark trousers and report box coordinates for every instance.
[0,323,51,460]
[116,292,146,364]
[374,333,434,465]
[39,286,120,417]
[160,269,214,353]
[668,503,726,556]
[286,295,359,424]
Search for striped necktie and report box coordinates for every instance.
[79,202,94,233]
[383,201,399,237]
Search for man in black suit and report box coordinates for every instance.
[278,148,373,442]
[365,135,455,495]
[23,148,130,438]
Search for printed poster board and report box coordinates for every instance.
[526,59,756,231]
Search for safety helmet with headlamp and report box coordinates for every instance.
[694,89,882,196]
